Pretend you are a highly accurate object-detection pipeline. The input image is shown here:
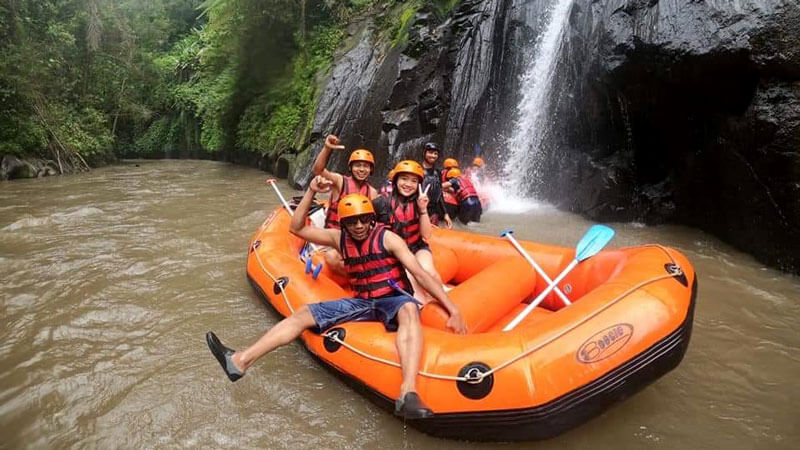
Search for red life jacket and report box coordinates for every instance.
[340,224,412,299]
[455,176,479,202]
[325,175,372,229]
[443,188,458,206]
[387,195,426,252]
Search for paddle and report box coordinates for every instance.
[266,178,324,278]
[388,279,414,299]
[502,225,615,331]
[500,229,572,306]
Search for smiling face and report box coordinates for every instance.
[395,173,420,197]
[424,150,439,166]
[342,214,374,241]
[349,161,372,181]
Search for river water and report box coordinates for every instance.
[1,160,798,449]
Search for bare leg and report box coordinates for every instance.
[408,249,442,304]
[395,302,423,395]
[231,305,316,371]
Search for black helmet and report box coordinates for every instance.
[423,142,439,153]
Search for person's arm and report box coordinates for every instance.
[416,185,432,239]
[383,232,465,334]
[311,134,345,191]
[289,176,340,248]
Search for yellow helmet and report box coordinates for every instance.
[472,157,485,167]
[349,149,375,166]
[443,158,459,169]
[445,168,462,179]
[391,160,424,182]
[338,193,375,219]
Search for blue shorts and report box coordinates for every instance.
[307,295,421,333]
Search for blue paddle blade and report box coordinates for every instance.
[575,225,615,261]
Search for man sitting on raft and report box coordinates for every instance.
[311,134,378,273]
[206,177,466,419]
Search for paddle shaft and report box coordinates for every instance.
[267,179,321,253]
[503,233,571,306]
[267,180,294,217]
[503,258,578,331]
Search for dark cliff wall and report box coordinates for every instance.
[294,0,800,273]
[547,0,800,272]
[292,0,544,186]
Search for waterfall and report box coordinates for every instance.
[503,0,575,196]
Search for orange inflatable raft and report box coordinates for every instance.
[246,206,696,441]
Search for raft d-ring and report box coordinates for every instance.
[465,368,484,384]
[457,362,494,400]
[664,263,688,287]
[250,240,261,253]
[323,328,346,353]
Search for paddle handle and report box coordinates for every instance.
[501,231,572,306]
[503,258,578,331]
[266,179,294,217]
[388,279,414,299]
[267,178,322,254]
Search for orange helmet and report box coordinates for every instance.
[445,168,462,179]
[391,160,424,182]
[387,169,396,180]
[472,157,485,167]
[337,193,375,219]
[349,149,375,166]
[443,158,459,169]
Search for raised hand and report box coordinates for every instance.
[324,134,345,152]
[310,175,333,193]
[416,184,430,210]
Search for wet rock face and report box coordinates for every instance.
[546,0,800,272]
[296,0,799,272]
[293,0,540,187]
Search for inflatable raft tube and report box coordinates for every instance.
[245,207,696,440]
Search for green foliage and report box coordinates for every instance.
[0,114,47,157]
[237,24,344,155]
[52,104,114,157]
[1,0,381,168]
[131,115,184,156]
[392,2,421,46]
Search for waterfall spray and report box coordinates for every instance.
[503,0,575,197]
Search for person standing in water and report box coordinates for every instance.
[311,134,378,272]
[420,142,453,229]
[445,168,483,224]
[206,177,465,419]
[441,158,460,219]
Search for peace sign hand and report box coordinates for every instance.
[417,184,430,210]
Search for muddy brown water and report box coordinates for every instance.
[1,160,798,449]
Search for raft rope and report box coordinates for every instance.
[252,236,686,384]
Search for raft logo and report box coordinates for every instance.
[577,324,634,364]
